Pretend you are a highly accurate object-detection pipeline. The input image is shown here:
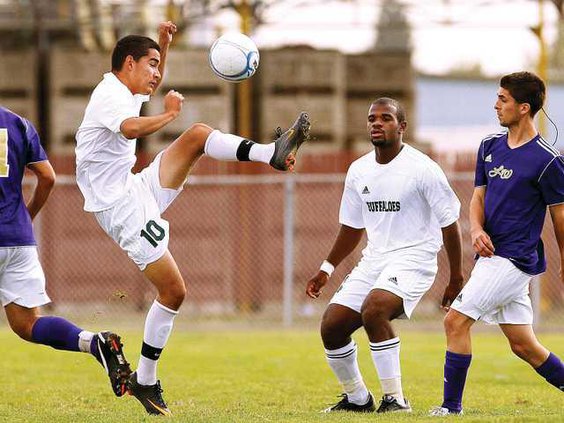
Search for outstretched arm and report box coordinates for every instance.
[26,160,55,220]
[119,22,181,140]
[155,21,176,92]
[440,221,464,310]
[306,225,364,299]
[120,90,184,139]
[550,203,564,285]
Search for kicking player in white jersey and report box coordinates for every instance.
[306,98,463,413]
[75,22,310,416]
[430,72,564,416]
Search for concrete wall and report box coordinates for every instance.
[8,46,415,155]
[0,51,37,125]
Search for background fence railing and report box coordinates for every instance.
[3,172,562,330]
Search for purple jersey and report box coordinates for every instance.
[0,106,47,247]
[474,132,564,275]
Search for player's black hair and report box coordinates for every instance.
[500,71,545,117]
[111,35,161,71]
[371,97,407,123]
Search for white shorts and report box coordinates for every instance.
[451,256,533,325]
[329,249,438,318]
[95,152,183,271]
[0,246,51,308]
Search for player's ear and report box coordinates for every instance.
[520,102,531,116]
[125,55,135,70]
[398,121,407,133]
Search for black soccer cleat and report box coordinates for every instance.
[128,372,172,416]
[93,331,132,397]
[322,392,376,413]
[269,111,311,171]
[376,394,412,413]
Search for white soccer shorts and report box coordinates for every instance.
[94,152,183,271]
[451,255,534,325]
[0,246,51,308]
[329,248,438,318]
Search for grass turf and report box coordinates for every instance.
[0,328,562,422]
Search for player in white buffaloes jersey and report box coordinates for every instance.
[306,98,463,413]
[75,21,309,416]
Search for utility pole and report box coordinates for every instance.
[235,0,253,139]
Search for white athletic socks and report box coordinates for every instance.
[369,337,405,405]
[78,330,95,353]
[204,129,274,164]
[137,300,178,386]
[325,340,370,405]
[249,142,275,164]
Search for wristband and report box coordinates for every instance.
[320,260,335,277]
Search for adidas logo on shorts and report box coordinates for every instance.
[388,276,398,284]
[455,293,463,302]
[362,186,370,194]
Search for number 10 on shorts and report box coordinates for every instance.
[140,220,165,247]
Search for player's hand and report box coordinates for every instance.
[440,275,464,312]
[471,228,495,257]
[158,21,177,46]
[306,271,330,299]
[164,90,184,115]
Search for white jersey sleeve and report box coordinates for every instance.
[418,161,460,228]
[339,165,365,229]
[95,90,146,134]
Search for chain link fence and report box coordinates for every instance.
[3,171,563,330]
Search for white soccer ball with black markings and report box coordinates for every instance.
[209,32,260,82]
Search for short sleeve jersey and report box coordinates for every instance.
[339,144,461,257]
[0,107,48,247]
[474,132,564,275]
[75,72,149,212]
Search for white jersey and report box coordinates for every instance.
[339,144,460,257]
[75,72,149,212]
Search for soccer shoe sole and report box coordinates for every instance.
[269,111,311,171]
[98,332,132,397]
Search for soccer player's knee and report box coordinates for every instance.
[443,312,458,335]
[186,123,213,143]
[443,312,468,339]
[171,284,186,305]
[320,317,342,345]
[360,300,386,325]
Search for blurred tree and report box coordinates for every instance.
[373,0,411,54]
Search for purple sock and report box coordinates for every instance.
[31,316,82,352]
[535,352,564,391]
[442,350,472,413]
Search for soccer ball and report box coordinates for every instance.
[209,32,260,82]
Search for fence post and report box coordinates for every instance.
[283,175,295,327]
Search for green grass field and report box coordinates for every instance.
[1,327,563,422]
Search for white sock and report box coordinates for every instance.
[137,300,178,386]
[204,129,274,164]
[369,337,405,405]
[78,330,95,353]
[325,340,370,405]
[249,143,275,164]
